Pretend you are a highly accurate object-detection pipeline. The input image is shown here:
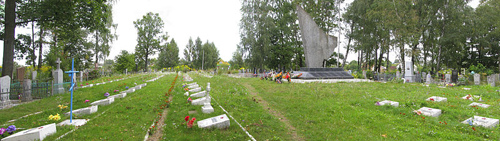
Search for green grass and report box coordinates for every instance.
[2,72,500,140]
[0,73,158,140]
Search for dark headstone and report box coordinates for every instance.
[451,70,458,83]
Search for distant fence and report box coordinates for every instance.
[7,80,71,102]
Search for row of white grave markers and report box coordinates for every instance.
[1,75,165,141]
[376,92,498,128]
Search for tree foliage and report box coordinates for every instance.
[134,12,165,72]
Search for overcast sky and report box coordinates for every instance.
[0,0,480,66]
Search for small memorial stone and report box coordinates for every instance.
[188,84,200,89]
[469,102,490,108]
[91,97,115,106]
[202,103,214,114]
[197,114,230,129]
[65,105,98,116]
[417,107,442,117]
[191,91,206,98]
[462,116,499,128]
[426,96,447,102]
[462,95,479,101]
[1,123,56,141]
[109,93,127,99]
[376,100,399,107]
[189,87,202,93]
[192,97,211,105]
[474,74,480,85]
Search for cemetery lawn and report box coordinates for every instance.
[0,73,158,140]
[166,73,500,140]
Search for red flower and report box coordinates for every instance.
[472,127,476,131]
[430,98,434,101]
[185,116,190,122]
[187,117,196,128]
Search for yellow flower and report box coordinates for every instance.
[49,114,61,121]
[58,105,68,109]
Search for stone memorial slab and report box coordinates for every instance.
[197,114,230,129]
[184,92,189,96]
[363,71,367,79]
[396,71,401,79]
[21,79,32,102]
[192,96,211,105]
[190,91,206,98]
[188,84,199,89]
[426,96,447,102]
[426,74,432,84]
[109,93,127,99]
[16,67,26,81]
[189,87,202,93]
[445,74,451,83]
[462,95,480,101]
[91,97,115,106]
[376,100,399,107]
[32,71,37,81]
[1,123,56,141]
[451,70,458,83]
[1,76,12,109]
[58,119,88,126]
[487,75,496,87]
[462,116,499,128]
[404,62,414,83]
[53,58,65,94]
[463,88,471,90]
[474,74,480,85]
[187,82,197,86]
[417,107,441,117]
[202,103,214,114]
[65,105,98,116]
[469,102,490,108]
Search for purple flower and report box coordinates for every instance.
[104,92,110,97]
[6,125,15,134]
[0,128,5,135]
[125,86,129,89]
[183,85,186,88]
[376,102,380,105]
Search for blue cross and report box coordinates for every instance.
[64,58,79,123]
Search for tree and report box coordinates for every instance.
[183,37,194,65]
[134,12,165,72]
[113,50,135,74]
[157,38,180,69]
[229,45,245,70]
[2,0,15,77]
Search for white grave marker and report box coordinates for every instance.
[197,114,230,129]
[462,95,479,101]
[109,93,127,99]
[417,107,442,117]
[190,91,206,98]
[91,97,115,106]
[469,102,490,108]
[192,96,211,105]
[65,105,98,116]
[376,100,399,107]
[188,84,199,89]
[189,87,202,93]
[202,103,214,114]
[462,116,499,128]
[1,123,56,141]
[426,96,447,102]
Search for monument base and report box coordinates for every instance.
[294,67,354,79]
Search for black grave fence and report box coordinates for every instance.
[8,80,71,102]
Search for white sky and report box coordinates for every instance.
[0,0,481,66]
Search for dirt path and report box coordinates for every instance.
[242,82,304,141]
[147,96,173,141]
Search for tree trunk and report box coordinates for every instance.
[95,31,99,69]
[400,41,405,75]
[31,21,36,68]
[378,45,383,73]
[145,47,148,72]
[2,0,16,77]
[38,28,44,70]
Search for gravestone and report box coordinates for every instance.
[451,70,458,83]
[188,84,199,89]
[53,58,65,94]
[90,97,115,106]
[109,93,127,99]
[187,82,197,86]
[125,69,128,75]
[16,67,26,81]
[189,87,202,93]
[462,95,479,101]
[404,62,414,83]
[396,71,401,79]
[426,73,432,84]
[31,71,37,81]
[487,75,495,87]
[474,74,480,85]
[202,103,214,114]
[462,116,499,128]
[21,79,32,102]
[469,102,490,108]
[192,96,211,105]
[363,71,367,79]
[190,91,206,98]
[445,74,451,83]
[80,71,83,82]
[1,123,56,141]
[376,100,399,107]
[197,114,230,129]
[426,96,447,102]
[65,105,98,116]
[417,107,442,117]
[422,72,426,82]
[0,76,12,109]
